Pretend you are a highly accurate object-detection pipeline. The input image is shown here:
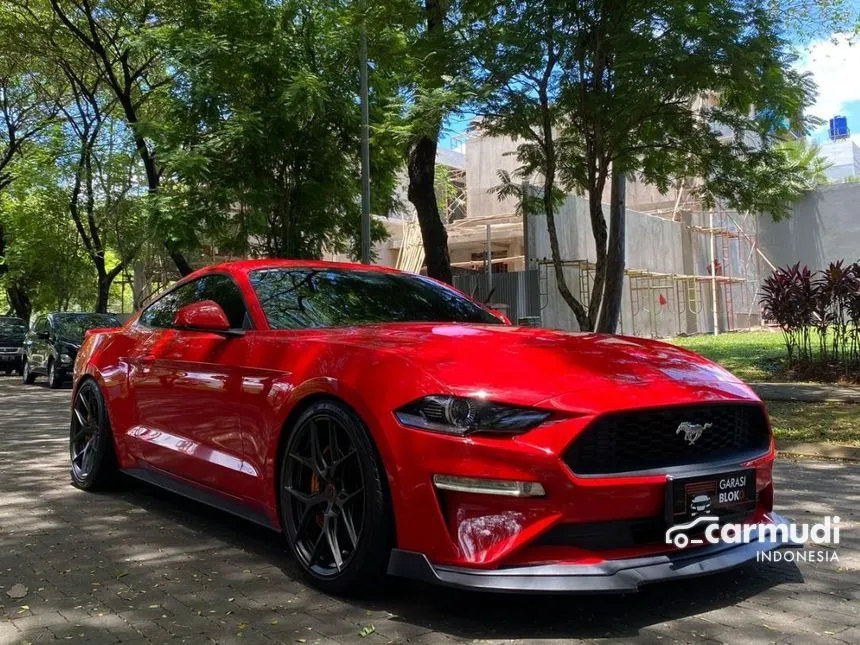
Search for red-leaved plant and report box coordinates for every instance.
[761,260,860,378]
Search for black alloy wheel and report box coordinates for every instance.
[70,379,117,490]
[22,359,35,385]
[280,400,391,594]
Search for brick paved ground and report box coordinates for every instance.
[0,378,857,645]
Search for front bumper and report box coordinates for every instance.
[389,512,800,593]
[0,352,23,366]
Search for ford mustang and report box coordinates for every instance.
[71,259,794,594]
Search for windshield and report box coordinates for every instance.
[54,314,120,341]
[249,268,501,329]
[0,318,26,337]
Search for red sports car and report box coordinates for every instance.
[71,259,793,594]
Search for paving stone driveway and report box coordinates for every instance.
[0,379,857,645]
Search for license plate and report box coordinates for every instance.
[665,468,756,525]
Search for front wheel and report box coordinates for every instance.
[279,400,392,595]
[70,379,118,490]
[21,360,36,385]
[48,359,63,389]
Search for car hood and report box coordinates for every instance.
[0,335,25,347]
[306,323,759,414]
[55,336,82,348]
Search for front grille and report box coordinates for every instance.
[564,403,770,475]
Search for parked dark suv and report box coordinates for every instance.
[23,313,120,388]
[0,317,27,375]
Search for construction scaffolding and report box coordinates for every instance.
[535,198,768,338]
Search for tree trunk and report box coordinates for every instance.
[6,283,31,323]
[597,169,626,333]
[586,182,608,330]
[406,0,452,284]
[407,135,452,284]
[95,272,110,313]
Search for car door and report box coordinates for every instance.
[125,274,256,497]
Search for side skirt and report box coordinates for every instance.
[121,466,279,532]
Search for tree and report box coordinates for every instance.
[475,0,820,332]
[0,132,92,318]
[57,68,146,312]
[403,0,456,284]
[371,0,476,284]
[162,0,401,261]
[0,6,61,318]
[48,0,194,276]
[776,0,860,43]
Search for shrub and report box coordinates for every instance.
[761,261,860,379]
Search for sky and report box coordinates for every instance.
[797,32,860,146]
[439,29,860,151]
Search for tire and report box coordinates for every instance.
[21,360,36,385]
[48,359,63,389]
[70,379,118,490]
[279,400,392,595]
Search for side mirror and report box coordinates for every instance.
[174,300,232,333]
[84,326,120,339]
[489,308,512,326]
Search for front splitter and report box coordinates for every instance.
[388,512,802,593]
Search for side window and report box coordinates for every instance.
[138,274,248,330]
[34,317,47,333]
[198,275,248,329]
[139,280,201,329]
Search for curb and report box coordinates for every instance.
[777,441,860,463]
[751,383,860,404]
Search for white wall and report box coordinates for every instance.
[531,195,691,337]
[759,182,860,270]
[820,139,860,182]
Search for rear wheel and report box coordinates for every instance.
[279,400,391,595]
[21,360,36,385]
[70,379,118,490]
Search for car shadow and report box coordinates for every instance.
[107,477,804,641]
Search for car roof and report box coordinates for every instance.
[47,312,119,318]
[188,259,408,280]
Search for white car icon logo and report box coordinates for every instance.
[665,515,720,549]
[690,494,712,515]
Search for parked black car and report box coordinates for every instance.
[23,313,120,388]
[0,317,27,375]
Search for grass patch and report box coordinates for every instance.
[766,401,860,446]
[669,331,787,382]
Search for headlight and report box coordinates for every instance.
[60,353,73,364]
[394,395,551,436]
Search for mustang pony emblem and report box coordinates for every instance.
[675,422,712,445]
